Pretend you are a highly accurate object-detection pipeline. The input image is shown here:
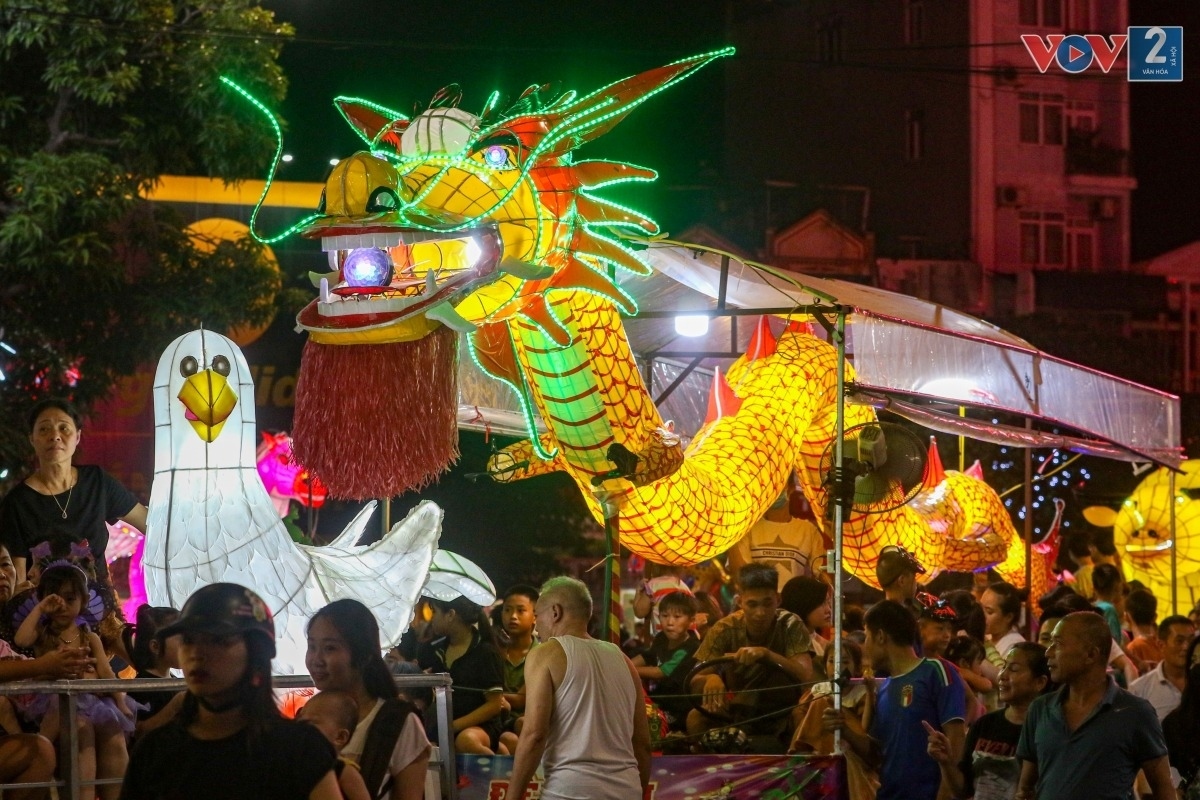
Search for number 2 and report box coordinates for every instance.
[1143,26,1168,64]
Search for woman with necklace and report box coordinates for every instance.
[0,399,147,587]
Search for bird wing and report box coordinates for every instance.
[304,500,442,647]
[422,549,498,606]
[323,500,379,550]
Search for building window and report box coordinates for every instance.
[904,0,924,45]
[1067,219,1096,270]
[1019,93,1065,145]
[905,110,924,161]
[1066,100,1097,133]
[1020,212,1066,266]
[1066,0,1093,32]
[818,17,843,63]
[1019,0,1063,27]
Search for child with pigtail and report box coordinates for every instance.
[14,563,136,800]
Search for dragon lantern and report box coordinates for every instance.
[246,49,1044,588]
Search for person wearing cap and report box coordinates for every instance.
[119,583,342,800]
[876,545,926,608]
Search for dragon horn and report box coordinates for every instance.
[486,47,735,159]
[333,96,411,149]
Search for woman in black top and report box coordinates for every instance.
[1163,635,1200,794]
[418,595,506,755]
[120,583,340,800]
[928,641,1052,799]
[0,399,146,586]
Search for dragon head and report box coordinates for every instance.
[282,50,732,500]
[296,49,733,347]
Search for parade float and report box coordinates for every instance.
[181,48,1183,796]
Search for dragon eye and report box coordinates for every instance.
[484,146,509,168]
[179,356,198,378]
[211,355,231,377]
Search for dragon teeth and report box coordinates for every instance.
[319,230,451,252]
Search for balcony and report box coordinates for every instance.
[1065,127,1129,176]
[1065,128,1136,192]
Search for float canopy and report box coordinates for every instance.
[460,242,1180,470]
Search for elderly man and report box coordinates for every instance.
[507,576,650,800]
[1016,611,1173,800]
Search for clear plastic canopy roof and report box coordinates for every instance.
[643,243,1180,466]
[458,242,1181,468]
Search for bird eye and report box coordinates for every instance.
[211,355,231,377]
[179,356,198,378]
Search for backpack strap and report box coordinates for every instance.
[358,698,418,799]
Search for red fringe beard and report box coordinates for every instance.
[291,326,460,500]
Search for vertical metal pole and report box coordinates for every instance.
[603,514,621,644]
[958,406,966,472]
[1171,470,1178,615]
[60,692,80,800]
[832,310,847,750]
[1023,429,1034,638]
[435,683,457,800]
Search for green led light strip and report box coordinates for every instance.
[466,333,557,460]
[220,76,319,244]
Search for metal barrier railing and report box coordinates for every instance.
[0,673,458,800]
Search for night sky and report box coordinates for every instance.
[259,0,1196,260]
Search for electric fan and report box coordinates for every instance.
[819,422,928,514]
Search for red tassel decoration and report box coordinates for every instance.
[292,326,460,500]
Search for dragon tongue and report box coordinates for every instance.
[291,326,461,500]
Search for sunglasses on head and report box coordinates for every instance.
[880,545,927,574]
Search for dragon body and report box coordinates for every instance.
[275,51,1043,588]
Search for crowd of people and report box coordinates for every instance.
[3,397,1200,800]
[616,530,1200,800]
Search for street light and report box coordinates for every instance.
[674,314,709,337]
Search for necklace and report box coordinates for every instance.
[58,631,80,646]
[43,473,75,519]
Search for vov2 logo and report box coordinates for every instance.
[1021,27,1183,82]
[1020,33,1128,74]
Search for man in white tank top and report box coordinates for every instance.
[507,576,651,800]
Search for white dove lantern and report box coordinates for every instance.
[146,329,442,672]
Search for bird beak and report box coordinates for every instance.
[178,370,238,443]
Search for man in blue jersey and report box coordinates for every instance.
[824,599,966,800]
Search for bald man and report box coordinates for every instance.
[506,577,651,800]
[1015,611,1173,800]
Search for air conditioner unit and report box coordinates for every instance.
[996,185,1029,207]
[993,62,1023,87]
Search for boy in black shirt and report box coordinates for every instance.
[633,591,700,732]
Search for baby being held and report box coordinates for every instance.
[299,690,372,800]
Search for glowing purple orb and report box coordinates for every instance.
[343,248,393,287]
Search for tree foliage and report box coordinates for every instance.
[0,1,296,470]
